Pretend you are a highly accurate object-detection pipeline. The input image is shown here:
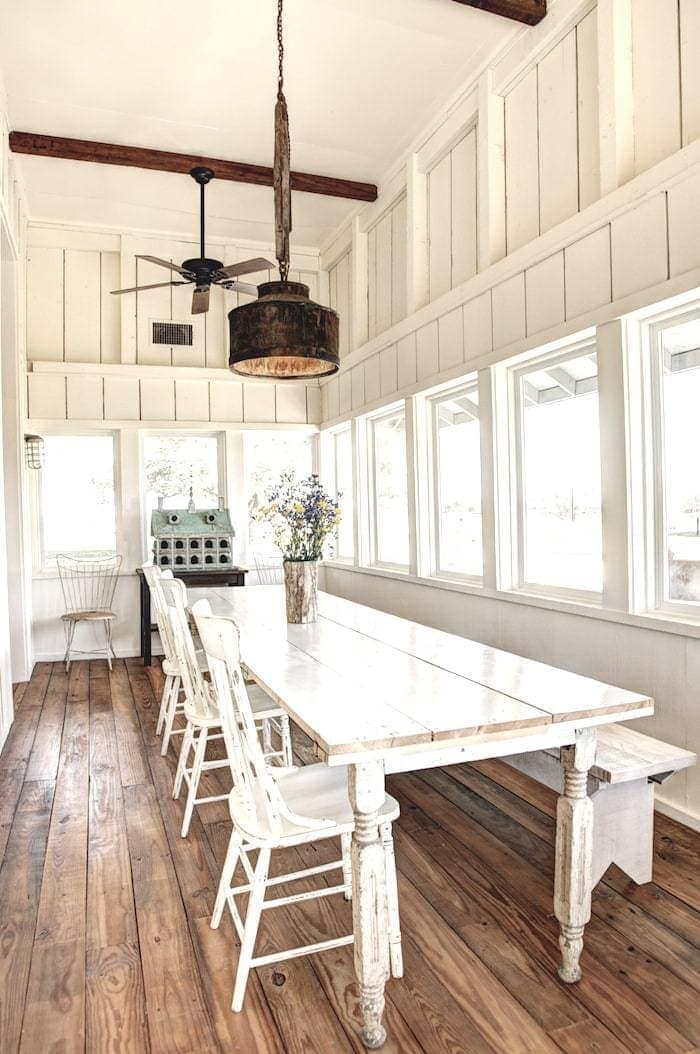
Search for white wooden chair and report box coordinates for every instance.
[191,600,404,1012]
[142,563,188,757]
[164,578,295,836]
[253,552,284,585]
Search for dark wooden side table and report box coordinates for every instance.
[136,566,247,665]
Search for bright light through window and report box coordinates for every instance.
[245,432,313,553]
[332,427,354,560]
[42,435,116,561]
[518,350,602,592]
[659,316,700,603]
[369,407,409,567]
[142,434,220,551]
[432,382,482,577]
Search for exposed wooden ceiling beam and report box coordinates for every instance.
[450,0,546,26]
[9,131,378,202]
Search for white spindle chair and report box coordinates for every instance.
[191,600,403,1012]
[164,578,295,836]
[142,563,188,756]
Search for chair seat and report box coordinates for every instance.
[230,762,400,844]
[162,650,209,679]
[61,609,115,622]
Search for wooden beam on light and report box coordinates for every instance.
[9,131,378,203]
[450,0,546,26]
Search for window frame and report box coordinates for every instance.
[32,428,121,575]
[363,401,410,572]
[510,339,603,603]
[139,429,227,562]
[425,376,483,585]
[646,303,700,618]
[324,422,355,564]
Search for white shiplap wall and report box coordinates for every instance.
[428,129,478,299]
[367,194,407,342]
[328,249,353,359]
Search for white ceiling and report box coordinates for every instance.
[0,0,521,248]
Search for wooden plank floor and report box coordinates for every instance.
[0,659,698,1054]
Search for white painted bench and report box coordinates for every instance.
[506,724,696,886]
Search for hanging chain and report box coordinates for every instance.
[274,0,291,281]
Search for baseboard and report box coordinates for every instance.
[34,647,144,664]
[654,797,700,833]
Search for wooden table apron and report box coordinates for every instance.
[136,566,247,665]
[206,586,654,1050]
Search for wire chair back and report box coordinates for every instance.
[192,600,333,843]
[57,554,121,617]
[253,551,284,585]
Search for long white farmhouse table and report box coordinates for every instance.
[201,585,654,1050]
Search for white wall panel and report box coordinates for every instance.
[104,376,140,421]
[205,303,227,369]
[364,355,380,404]
[67,374,103,420]
[140,378,175,420]
[338,372,352,415]
[27,246,63,362]
[632,0,681,175]
[380,345,398,397]
[505,68,539,252]
[243,383,276,423]
[463,291,493,362]
[210,380,243,422]
[27,374,66,419]
[367,225,378,340]
[397,333,417,390]
[428,152,452,300]
[416,321,439,382]
[351,365,365,410]
[576,10,600,210]
[275,384,308,424]
[367,196,407,341]
[492,273,526,348]
[100,252,121,364]
[538,32,579,234]
[175,379,209,421]
[136,255,172,367]
[374,212,393,336]
[611,194,668,300]
[564,226,612,319]
[680,0,700,146]
[438,308,464,372]
[325,377,340,420]
[306,386,322,425]
[391,196,407,325]
[668,171,700,278]
[64,249,101,362]
[526,252,565,335]
[450,129,478,288]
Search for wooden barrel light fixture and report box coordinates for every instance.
[229,0,339,380]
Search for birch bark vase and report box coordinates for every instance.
[283,560,318,623]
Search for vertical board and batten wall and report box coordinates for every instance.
[328,249,353,359]
[428,128,478,299]
[367,195,407,341]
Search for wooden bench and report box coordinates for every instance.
[505,724,696,886]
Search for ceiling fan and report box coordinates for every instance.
[110,166,273,315]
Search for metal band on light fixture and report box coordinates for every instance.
[228,0,339,380]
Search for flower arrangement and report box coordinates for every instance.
[257,472,341,562]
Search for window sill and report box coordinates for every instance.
[321,561,700,639]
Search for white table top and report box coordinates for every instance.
[200,586,653,763]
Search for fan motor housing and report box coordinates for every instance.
[181,257,223,277]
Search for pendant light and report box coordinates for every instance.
[228,0,339,379]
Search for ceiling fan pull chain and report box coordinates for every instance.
[274,0,292,283]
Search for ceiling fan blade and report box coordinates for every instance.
[192,286,211,314]
[136,254,190,276]
[218,257,274,279]
[219,280,258,296]
[110,280,189,295]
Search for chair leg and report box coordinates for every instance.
[261,718,272,758]
[211,830,241,929]
[173,720,194,800]
[156,674,174,736]
[104,619,115,671]
[232,848,271,1012]
[340,832,353,900]
[279,713,293,767]
[380,821,403,979]
[180,725,208,838]
[63,620,77,673]
[161,676,181,756]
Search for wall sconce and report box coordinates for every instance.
[24,434,44,470]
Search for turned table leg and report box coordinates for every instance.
[554,727,597,983]
[348,761,390,1050]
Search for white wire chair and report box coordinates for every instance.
[253,551,284,585]
[56,554,122,671]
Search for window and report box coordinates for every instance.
[40,434,117,562]
[142,434,222,553]
[327,425,354,561]
[367,405,409,568]
[513,347,602,594]
[244,431,314,553]
[429,380,482,578]
[651,310,700,607]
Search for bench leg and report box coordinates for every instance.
[554,728,596,984]
[591,779,654,886]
